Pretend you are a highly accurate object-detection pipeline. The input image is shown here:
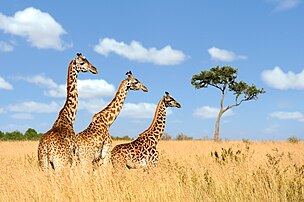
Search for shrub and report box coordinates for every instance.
[111,135,132,141]
[175,133,193,141]
[287,136,300,144]
[161,133,172,140]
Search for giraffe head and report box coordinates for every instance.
[163,92,181,108]
[125,71,148,92]
[73,53,98,74]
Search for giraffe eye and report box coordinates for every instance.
[80,61,85,65]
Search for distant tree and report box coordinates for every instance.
[175,133,193,141]
[161,132,172,140]
[111,135,132,141]
[191,66,265,141]
[24,128,41,140]
[2,130,24,141]
[0,130,4,140]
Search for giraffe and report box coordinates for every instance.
[37,53,98,172]
[110,92,181,171]
[76,71,148,171]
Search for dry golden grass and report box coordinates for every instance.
[0,140,303,201]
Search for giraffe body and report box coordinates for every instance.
[38,53,98,171]
[111,92,181,171]
[76,71,148,171]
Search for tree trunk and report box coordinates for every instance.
[214,92,225,141]
[214,110,223,141]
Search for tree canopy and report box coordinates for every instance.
[191,66,265,141]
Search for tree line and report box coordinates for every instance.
[0,128,43,141]
[0,128,194,141]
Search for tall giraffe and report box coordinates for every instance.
[76,71,148,171]
[111,92,181,171]
[37,53,98,171]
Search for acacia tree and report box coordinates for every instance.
[191,66,265,141]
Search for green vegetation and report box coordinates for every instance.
[111,135,133,141]
[0,128,43,141]
[287,136,301,144]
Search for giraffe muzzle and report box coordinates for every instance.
[90,66,98,74]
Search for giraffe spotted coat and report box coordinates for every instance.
[111,92,181,171]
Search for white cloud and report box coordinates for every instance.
[22,75,58,88]
[270,0,301,11]
[119,102,172,119]
[78,79,116,98]
[0,7,69,50]
[20,75,115,98]
[261,66,304,90]
[11,113,33,120]
[208,47,247,62]
[7,101,60,113]
[269,111,304,122]
[0,108,5,114]
[193,106,234,119]
[0,41,14,52]
[94,37,186,65]
[121,103,157,119]
[263,124,280,133]
[78,98,107,114]
[0,76,13,90]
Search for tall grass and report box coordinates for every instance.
[0,140,303,201]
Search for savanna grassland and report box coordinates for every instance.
[0,140,303,202]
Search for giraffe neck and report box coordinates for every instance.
[53,60,79,128]
[92,79,129,128]
[138,98,166,145]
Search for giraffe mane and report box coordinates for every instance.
[139,98,164,137]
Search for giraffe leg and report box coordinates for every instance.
[101,143,111,168]
[38,139,50,171]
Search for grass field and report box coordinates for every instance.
[0,140,303,201]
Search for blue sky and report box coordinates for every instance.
[0,0,304,140]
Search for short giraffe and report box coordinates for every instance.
[37,53,98,171]
[76,71,148,171]
[111,92,181,171]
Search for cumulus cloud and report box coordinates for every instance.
[20,75,115,98]
[78,79,116,98]
[11,113,33,120]
[261,66,304,90]
[0,76,13,90]
[0,7,69,50]
[0,41,14,52]
[193,106,234,119]
[269,111,304,122]
[263,124,280,133]
[7,101,60,113]
[94,37,186,65]
[208,47,247,62]
[120,103,157,119]
[0,108,5,114]
[78,98,107,114]
[120,103,173,119]
[270,0,301,11]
